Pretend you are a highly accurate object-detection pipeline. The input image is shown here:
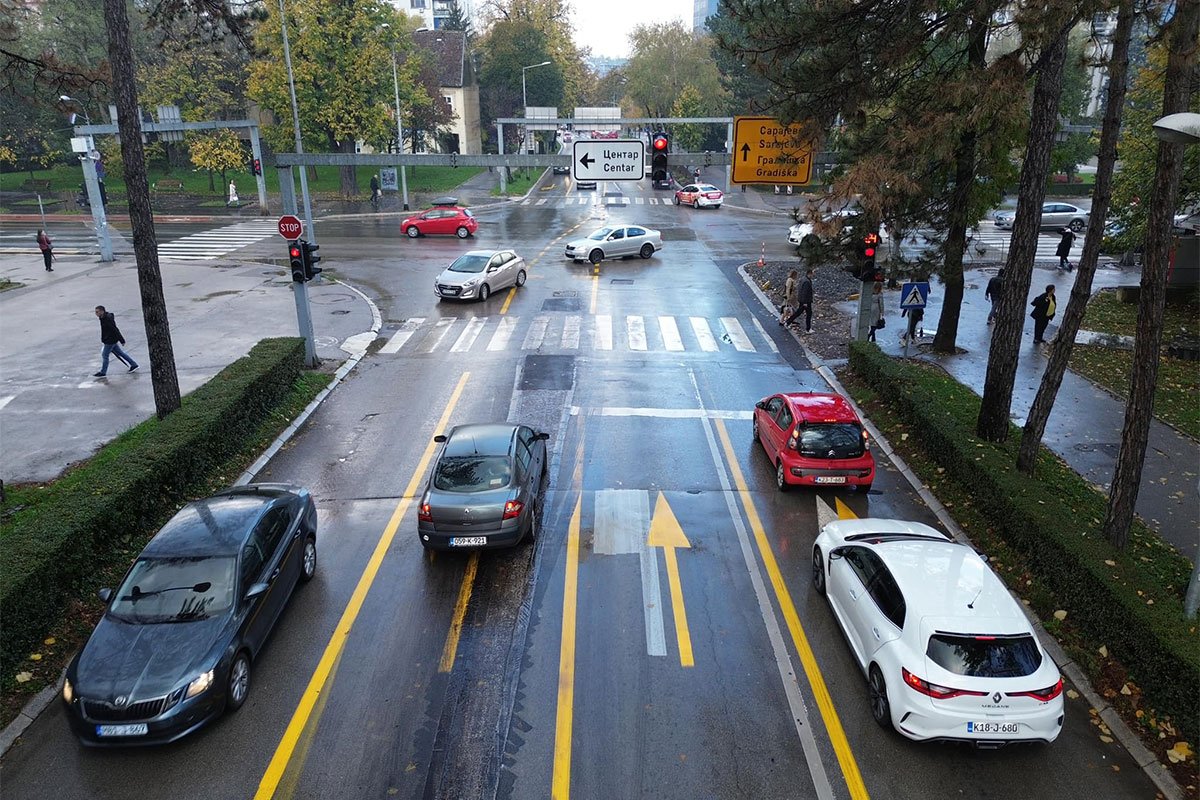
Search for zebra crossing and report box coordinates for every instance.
[518,194,668,207]
[377,313,782,357]
[157,219,281,261]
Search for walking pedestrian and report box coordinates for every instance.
[92,305,139,377]
[779,269,799,324]
[867,278,886,342]
[37,229,53,271]
[1029,284,1057,344]
[227,180,239,208]
[785,268,815,333]
[370,173,381,207]
[900,306,924,346]
[985,268,1005,324]
[1055,227,1075,271]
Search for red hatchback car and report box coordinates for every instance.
[401,205,478,239]
[752,392,875,491]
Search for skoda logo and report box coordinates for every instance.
[114,695,128,707]
[993,692,1002,704]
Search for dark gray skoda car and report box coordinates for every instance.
[62,484,317,745]
[418,423,549,550]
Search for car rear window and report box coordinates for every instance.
[926,633,1043,678]
[797,423,864,458]
[434,456,512,492]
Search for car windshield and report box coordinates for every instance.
[587,228,613,241]
[699,185,720,193]
[797,423,864,459]
[434,455,512,492]
[926,633,1043,678]
[448,254,489,274]
[109,556,235,623]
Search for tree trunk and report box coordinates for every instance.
[338,139,357,197]
[208,169,215,193]
[103,0,181,419]
[975,28,1070,442]
[1018,0,1134,473]
[1103,0,1199,549]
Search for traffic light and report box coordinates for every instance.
[651,132,669,185]
[860,231,880,281]
[288,240,304,282]
[252,158,262,176]
[301,239,321,281]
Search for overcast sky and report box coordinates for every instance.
[568,0,694,59]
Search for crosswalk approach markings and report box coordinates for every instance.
[157,220,281,260]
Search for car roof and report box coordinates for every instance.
[782,392,861,424]
[444,423,518,457]
[458,249,502,258]
[142,494,273,558]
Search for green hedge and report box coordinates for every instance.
[848,341,1198,742]
[0,338,305,676]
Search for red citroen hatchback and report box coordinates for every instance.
[752,392,875,491]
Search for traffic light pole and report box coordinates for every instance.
[248,126,268,214]
[279,169,319,368]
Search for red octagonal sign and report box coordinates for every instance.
[277,215,303,239]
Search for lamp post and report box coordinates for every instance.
[278,0,316,244]
[521,61,551,155]
[391,45,410,211]
[60,94,112,261]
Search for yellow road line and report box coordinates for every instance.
[662,547,694,668]
[835,497,857,520]
[551,496,583,800]
[439,552,479,672]
[253,372,471,800]
[500,287,516,315]
[714,418,870,800]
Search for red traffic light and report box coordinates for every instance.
[289,245,302,258]
[864,247,875,258]
[652,135,668,150]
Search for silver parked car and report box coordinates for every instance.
[993,202,1089,232]
[564,225,663,263]
[434,250,527,302]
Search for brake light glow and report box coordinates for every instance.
[418,498,432,522]
[503,500,524,520]
[788,427,801,450]
[1008,677,1063,702]
[902,668,986,700]
[861,428,870,450]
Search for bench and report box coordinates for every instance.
[154,178,185,192]
[21,179,52,193]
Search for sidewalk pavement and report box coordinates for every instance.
[0,251,376,484]
[834,264,1198,562]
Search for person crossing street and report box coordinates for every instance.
[92,305,139,377]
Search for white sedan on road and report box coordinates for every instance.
[564,225,663,263]
[993,202,1089,232]
[812,518,1064,746]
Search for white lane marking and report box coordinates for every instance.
[520,199,531,206]
[658,316,684,351]
[626,315,647,351]
[536,198,548,206]
[594,489,647,554]
[569,406,753,420]
[380,317,424,354]
[721,317,755,352]
[639,547,668,657]
[0,395,15,411]
[690,317,719,352]
[689,369,837,800]
[522,315,550,350]
[561,315,581,349]
[594,314,613,350]
[423,318,457,352]
[451,317,487,352]
[750,316,780,353]
[649,198,659,205]
[488,316,518,351]
[635,197,644,204]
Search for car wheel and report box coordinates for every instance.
[478,283,490,302]
[515,269,527,287]
[639,243,654,259]
[673,195,680,205]
[1069,218,1086,233]
[775,460,789,492]
[300,535,317,583]
[812,547,826,596]
[860,483,873,494]
[694,199,701,209]
[525,507,538,544]
[405,226,420,238]
[589,249,604,264]
[456,226,470,239]
[752,416,759,443]
[227,652,251,712]
[869,665,893,730]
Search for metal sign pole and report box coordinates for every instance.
[79,154,113,262]
[497,122,507,194]
[249,126,269,214]
[277,169,318,367]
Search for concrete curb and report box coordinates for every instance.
[736,262,1184,800]
[0,673,64,756]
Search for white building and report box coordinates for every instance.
[389,0,476,31]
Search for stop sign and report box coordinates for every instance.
[277,215,303,239]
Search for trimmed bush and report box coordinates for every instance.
[0,338,305,677]
[849,341,1198,742]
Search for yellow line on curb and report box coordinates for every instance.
[439,553,479,672]
[552,496,583,800]
[253,372,471,800]
[714,418,870,800]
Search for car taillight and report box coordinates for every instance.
[418,498,432,522]
[861,428,870,451]
[1008,677,1063,702]
[503,500,524,520]
[788,427,800,450]
[902,668,986,700]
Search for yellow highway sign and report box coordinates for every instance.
[731,116,815,185]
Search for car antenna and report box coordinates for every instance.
[967,586,983,609]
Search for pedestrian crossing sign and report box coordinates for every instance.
[900,281,929,310]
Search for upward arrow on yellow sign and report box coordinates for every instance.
[647,492,694,668]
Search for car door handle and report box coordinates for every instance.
[269,567,280,582]
[849,588,858,600]
[872,627,881,640]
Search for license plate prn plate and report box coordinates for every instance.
[449,536,487,547]
[96,723,149,737]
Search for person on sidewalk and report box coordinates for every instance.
[785,268,815,333]
[93,305,139,377]
[1056,227,1075,271]
[985,268,1004,323]
[867,278,886,342]
[37,229,53,272]
[227,180,239,208]
[370,173,381,207]
[1030,284,1057,344]
[780,269,798,325]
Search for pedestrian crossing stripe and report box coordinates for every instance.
[158,220,281,260]
[376,313,778,356]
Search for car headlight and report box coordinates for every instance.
[62,677,74,703]
[186,669,214,698]
[461,278,478,288]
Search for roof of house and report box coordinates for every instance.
[414,29,468,89]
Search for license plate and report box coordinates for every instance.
[967,721,1019,734]
[96,723,148,737]
[449,536,487,547]
[814,476,847,484]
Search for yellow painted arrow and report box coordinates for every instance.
[648,492,694,668]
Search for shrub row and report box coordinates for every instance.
[0,337,305,677]
[848,341,1198,743]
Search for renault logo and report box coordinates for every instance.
[114,695,128,707]
[993,692,1002,704]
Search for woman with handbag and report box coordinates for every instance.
[867,279,886,342]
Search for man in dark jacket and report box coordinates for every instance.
[1056,228,1075,271]
[785,268,816,333]
[985,268,1004,324]
[93,305,139,377]
[1029,284,1057,344]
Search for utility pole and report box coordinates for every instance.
[279,0,316,245]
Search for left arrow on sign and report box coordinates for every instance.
[579,153,595,168]
[647,492,694,668]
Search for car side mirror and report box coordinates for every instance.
[434,434,447,443]
[536,432,550,440]
[244,583,269,602]
[97,588,112,603]
[487,265,499,273]
[828,549,844,561]
[755,401,766,410]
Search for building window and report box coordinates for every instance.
[443,95,454,112]
[410,0,425,8]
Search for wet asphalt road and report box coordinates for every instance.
[0,176,1156,799]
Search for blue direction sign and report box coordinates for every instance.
[900,281,930,310]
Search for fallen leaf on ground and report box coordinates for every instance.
[43,637,55,646]
[28,653,41,661]
[1167,742,1193,763]
[1066,689,1080,700]
[1098,645,1108,658]
[1120,684,1132,696]
[1053,610,1068,620]
[15,671,32,683]
[1099,735,1114,744]
[1104,559,1116,566]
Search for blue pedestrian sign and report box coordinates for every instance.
[900,281,929,310]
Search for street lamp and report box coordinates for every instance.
[59,95,93,149]
[278,0,316,244]
[521,61,552,109]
